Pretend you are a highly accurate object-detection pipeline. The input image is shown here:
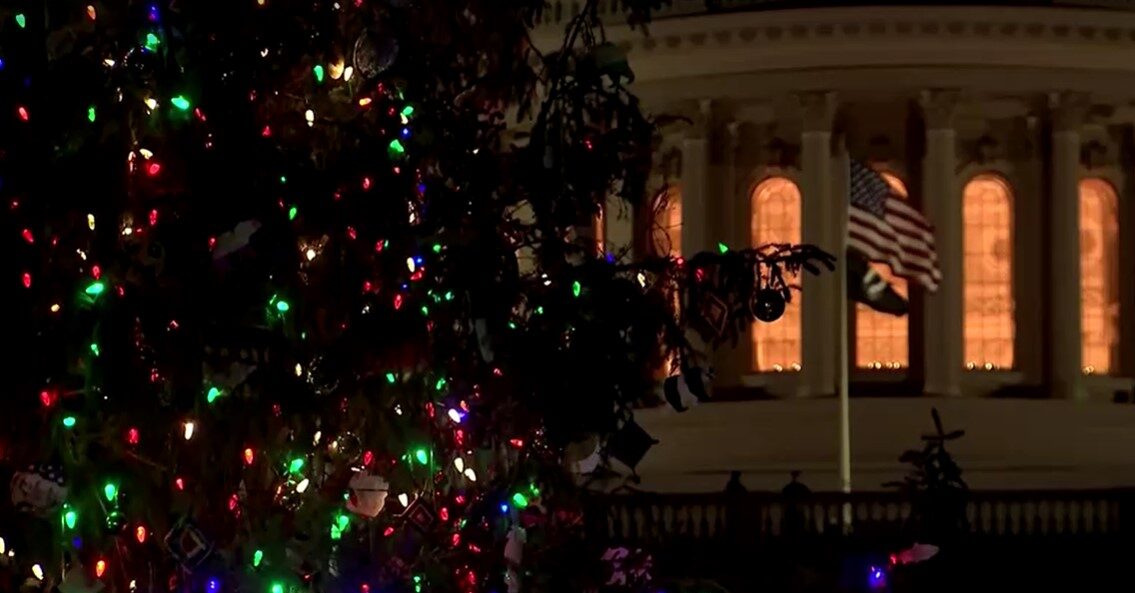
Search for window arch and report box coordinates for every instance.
[751,177,802,371]
[1080,178,1120,375]
[962,174,1015,370]
[855,172,910,369]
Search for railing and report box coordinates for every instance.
[534,0,1135,30]
[583,489,1135,590]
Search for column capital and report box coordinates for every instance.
[1048,91,1091,132]
[919,89,961,130]
[684,99,714,140]
[797,91,837,133]
[725,120,742,149]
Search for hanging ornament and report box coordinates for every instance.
[305,355,339,396]
[352,30,398,79]
[604,419,657,472]
[750,288,786,323]
[165,518,214,569]
[662,367,713,412]
[273,476,305,511]
[345,471,389,518]
[696,293,728,338]
[212,220,262,260]
[10,464,67,517]
[401,498,437,532]
[329,432,362,462]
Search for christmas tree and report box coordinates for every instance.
[1,2,829,592]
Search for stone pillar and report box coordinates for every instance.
[1048,92,1089,400]
[799,92,838,398]
[681,100,713,258]
[920,90,962,397]
[716,121,750,381]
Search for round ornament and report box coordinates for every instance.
[345,471,389,518]
[305,355,339,396]
[353,31,399,79]
[750,288,786,323]
[329,432,362,462]
[10,464,67,517]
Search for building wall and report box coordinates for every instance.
[533,3,1135,490]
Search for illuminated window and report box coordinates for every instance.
[1080,178,1120,375]
[594,207,606,256]
[751,177,802,372]
[855,172,910,370]
[963,174,1014,370]
[652,187,682,257]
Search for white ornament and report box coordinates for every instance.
[10,466,67,516]
[345,472,389,518]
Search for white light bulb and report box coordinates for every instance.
[32,564,44,581]
[306,248,317,261]
[296,478,310,494]
[464,468,478,482]
[183,421,195,440]
[453,457,464,472]
[295,363,303,377]
[343,66,354,81]
[397,493,409,508]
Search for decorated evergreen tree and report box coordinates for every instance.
[1,2,830,592]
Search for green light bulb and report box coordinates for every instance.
[170,95,191,111]
[270,582,284,593]
[15,14,26,28]
[288,458,304,474]
[388,139,406,156]
[103,482,118,502]
[85,281,106,296]
[62,416,76,428]
[435,378,447,391]
[89,343,100,356]
[432,243,442,253]
[385,372,396,384]
[330,525,342,540]
[87,106,96,122]
[401,105,415,117]
[511,492,530,509]
[144,32,160,51]
[206,386,222,404]
[252,549,264,567]
[572,281,582,298]
[414,448,429,465]
[717,241,729,254]
[288,205,298,221]
[275,299,290,313]
[336,514,349,530]
[313,65,325,83]
[63,509,77,530]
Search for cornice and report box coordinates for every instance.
[532,6,1135,83]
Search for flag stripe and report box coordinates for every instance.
[848,160,942,292]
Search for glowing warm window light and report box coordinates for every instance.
[594,207,607,256]
[1079,178,1120,375]
[963,174,1015,371]
[651,188,682,258]
[856,172,910,370]
[653,187,683,376]
[751,177,802,372]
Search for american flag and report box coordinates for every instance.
[848,159,942,292]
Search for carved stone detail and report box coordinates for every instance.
[920,89,961,130]
[798,91,838,133]
[1049,91,1091,132]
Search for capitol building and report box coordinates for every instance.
[533,0,1135,493]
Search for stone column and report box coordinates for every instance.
[1049,92,1089,400]
[799,92,838,398]
[716,121,751,381]
[680,100,713,258]
[920,90,962,397]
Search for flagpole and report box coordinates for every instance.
[836,149,852,523]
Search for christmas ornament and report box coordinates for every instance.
[662,367,712,412]
[750,288,786,322]
[605,420,657,471]
[330,432,363,462]
[345,471,389,518]
[10,464,67,516]
[353,31,398,79]
[891,542,939,565]
[697,293,728,338]
[305,355,340,396]
[212,220,262,260]
[165,519,214,569]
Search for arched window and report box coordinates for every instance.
[962,174,1014,370]
[751,177,802,371]
[855,172,910,369]
[1080,178,1120,375]
[651,187,682,257]
[594,207,607,256]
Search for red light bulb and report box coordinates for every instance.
[127,427,140,445]
[243,447,255,465]
[146,162,161,177]
[135,525,147,543]
[21,272,31,288]
[95,560,107,578]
